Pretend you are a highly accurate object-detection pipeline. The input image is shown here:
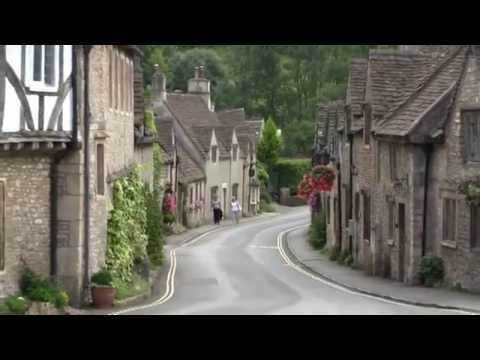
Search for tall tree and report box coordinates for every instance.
[257,117,282,173]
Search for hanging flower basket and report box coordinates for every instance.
[297,165,336,209]
[459,179,480,207]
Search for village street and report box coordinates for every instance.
[118,207,467,315]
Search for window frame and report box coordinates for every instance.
[26,45,60,92]
[442,198,457,242]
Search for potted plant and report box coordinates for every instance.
[91,269,116,309]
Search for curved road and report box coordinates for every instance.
[123,208,464,315]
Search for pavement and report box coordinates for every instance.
[117,206,470,315]
[284,226,480,314]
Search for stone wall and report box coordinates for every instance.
[0,154,52,296]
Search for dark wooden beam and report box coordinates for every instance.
[5,62,35,131]
[38,95,45,131]
[47,75,72,131]
[0,45,5,132]
[20,45,26,131]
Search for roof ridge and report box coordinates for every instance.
[376,46,466,129]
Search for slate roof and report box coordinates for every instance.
[189,126,229,159]
[156,118,174,156]
[375,46,468,138]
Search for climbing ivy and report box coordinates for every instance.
[153,143,163,192]
[106,166,149,286]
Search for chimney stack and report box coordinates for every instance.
[152,64,167,108]
[188,65,213,111]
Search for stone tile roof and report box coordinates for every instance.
[189,126,229,160]
[156,118,174,156]
[375,46,468,137]
[177,143,205,183]
[166,93,221,128]
[347,58,368,117]
[217,108,246,125]
[236,134,251,159]
[235,120,263,144]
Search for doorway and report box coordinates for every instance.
[398,203,406,282]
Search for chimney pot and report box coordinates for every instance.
[198,66,205,79]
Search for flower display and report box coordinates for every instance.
[297,165,336,206]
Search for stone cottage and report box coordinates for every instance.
[152,66,261,228]
[0,45,153,305]
[319,45,480,293]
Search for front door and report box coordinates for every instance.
[398,203,406,282]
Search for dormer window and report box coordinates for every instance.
[27,45,58,92]
[211,145,218,163]
[232,144,238,161]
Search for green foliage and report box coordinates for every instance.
[146,188,165,267]
[272,158,311,194]
[419,256,445,287]
[115,274,150,301]
[20,269,69,309]
[329,246,341,262]
[143,45,372,157]
[144,111,157,135]
[163,212,176,225]
[257,118,282,173]
[256,162,269,188]
[153,143,163,192]
[259,200,276,214]
[5,296,29,314]
[91,269,114,287]
[309,213,326,250]
[106,167,148,285]
[458,179,480,207]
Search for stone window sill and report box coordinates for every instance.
[441,241,457,250]
[387,239,395,247]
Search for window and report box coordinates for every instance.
[387,201,395,240]
[355,192,360,221]
[232,144,239,161]
[195,183,199,202]
[0,181,4,271]
[109,47,113,108]
[189,188,193,205]
[463,110,480,162]
[364,104,372,146]
[363,193,371,241]
[211,186,218,202]
[326,196,331,224]
[211,146,218,163]
[443,199,456,242]
[232,183,239,199]
[471,205,480,248]
[97,144,105,196]
[389,144,397,181]
[376,143,381,182]
[28,45,58,91]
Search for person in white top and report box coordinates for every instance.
[231,197,242,225]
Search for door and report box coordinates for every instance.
[398,203,406,282]
[223,188,227,217]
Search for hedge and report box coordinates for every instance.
[271,158,311,195]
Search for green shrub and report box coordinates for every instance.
[163,212,176,225]
[28,287,55,303]
[54,291,70,309]
[0,301,9,314]
[345,255,354,267]
[20,268,70,309]
[115,274,150,301]
[259,200,276,213]
[91,269,114,287]
[309,213,326,250]
[329,246,340,262]
[5,296,29,315]
[419,256,444,287]
[146,188,165,267]
[272,158,311,194]
[338,250,350,265]
[144,111,157,135]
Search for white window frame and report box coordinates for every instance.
[25,45,60,92]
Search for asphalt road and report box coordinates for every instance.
[125,208,463,315]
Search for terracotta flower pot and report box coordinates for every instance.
[91,286,116,309]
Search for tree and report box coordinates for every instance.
[257,117,282,173]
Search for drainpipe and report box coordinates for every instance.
[421,143,433,257]
[83,45,92,295]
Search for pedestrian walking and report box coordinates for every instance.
[231,197,241,225]
[212,197,222,225]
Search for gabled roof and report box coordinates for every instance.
[347,58,368,117]
[375,46,468,138]
[177,143,205,183]
[217,108,246,126]
[166,93,221,128]
[189,126,229,159]
[156,118,174,156]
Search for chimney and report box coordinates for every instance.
[188,65,213,111]
[152,64,167,108]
